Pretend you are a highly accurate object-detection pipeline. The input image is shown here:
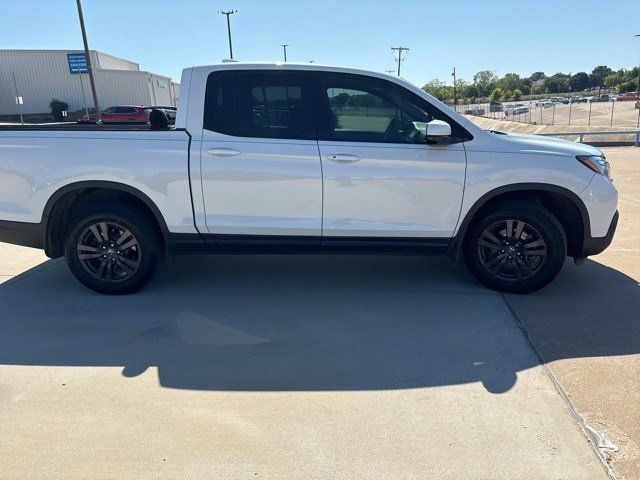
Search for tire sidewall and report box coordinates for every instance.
[64,205,163,294]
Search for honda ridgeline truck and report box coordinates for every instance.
[0,63,618,294]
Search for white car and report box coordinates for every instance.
[504,103,530,115]
[0,63,618,294]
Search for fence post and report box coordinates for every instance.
[568,100,572,126]
[579,133,584,143]
[588,100,592,126]
[636,132,640,148]
[610,101,615,127]
[552,104,555,125]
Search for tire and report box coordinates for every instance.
[64,204,164,295]
[463,201,567,294]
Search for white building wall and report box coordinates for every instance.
[0,50,178,116]
[95,51,140,71]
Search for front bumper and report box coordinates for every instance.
[578,210,618,259]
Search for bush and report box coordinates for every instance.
[512,89,522,101]
[49,98,69,121]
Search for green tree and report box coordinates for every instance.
[512,89,522,101]
[49,98,69,122]
[544,73,570,93]
[422,79,453,101]
[473,70,498,97]
[488,87,503,102]
[589,66,613,87]
[529,71,546,82]
[569,72,590,92]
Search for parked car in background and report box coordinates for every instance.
[464,106,486,116]
[79,106,150,124]
[570,96,588,103]
[489,101,503,112]
[549,97,569,105]
[589,94,610,103]
[504,103,530,115]
[617,92,639,101]
[535,99,553,108]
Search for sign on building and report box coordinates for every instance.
[67,53,89,74]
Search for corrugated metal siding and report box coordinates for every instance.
[0,50,179,115]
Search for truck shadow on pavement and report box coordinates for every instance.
[0,255,637,394]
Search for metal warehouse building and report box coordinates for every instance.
[0,50,179,118]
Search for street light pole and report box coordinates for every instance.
[75,0,101,123]
[219,10,237,60]
[281,44,290,62]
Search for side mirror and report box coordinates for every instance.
[425,119,452,137]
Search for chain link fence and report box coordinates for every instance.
[452,95,640,129]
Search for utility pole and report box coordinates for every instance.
[76,0,101,123]
[452,67,457,107]
[219,10,237,60]
[281,44,290,62]
[635,34,640,127]
[391,46,409,77]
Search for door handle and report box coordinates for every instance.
[325,153,361,164]
[206,147,241,157]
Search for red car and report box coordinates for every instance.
[79,105,151,124]
[617,92,639,101]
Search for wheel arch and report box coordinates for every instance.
[449,183,590,262]
[42,181,170,258]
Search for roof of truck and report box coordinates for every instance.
[190,62,400,80]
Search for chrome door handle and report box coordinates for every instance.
[325,153,361,164]
[206,147,241,157]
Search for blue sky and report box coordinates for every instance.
[2,0,639,86]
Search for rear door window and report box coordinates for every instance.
[204,71,315,140]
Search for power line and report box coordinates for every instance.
[391,46,409,77]
[218,10,237,60]
[281,44,290,62]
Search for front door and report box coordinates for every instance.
[316,73,467,244]
[200,70,322,251]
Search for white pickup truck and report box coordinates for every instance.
[0,63,618,294]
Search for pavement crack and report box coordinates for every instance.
[500,292,620,480]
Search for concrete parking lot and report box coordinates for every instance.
[0,147,637,479]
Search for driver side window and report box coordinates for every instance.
[320,75,433,144]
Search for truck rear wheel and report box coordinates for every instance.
[463,201,567,294]
[64,205,164,294]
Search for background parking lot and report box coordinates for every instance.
[0,147,637,479]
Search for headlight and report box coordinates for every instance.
[576,155,611,180]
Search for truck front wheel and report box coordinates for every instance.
[463,202,567,294]
[63,205,164,294]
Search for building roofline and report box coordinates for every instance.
[0,49,139,66]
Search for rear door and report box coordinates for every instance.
[199,70,323,251]
[316,73,467,242]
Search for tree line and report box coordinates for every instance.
[422,66,640,103]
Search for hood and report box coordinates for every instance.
[492,131,603,157]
